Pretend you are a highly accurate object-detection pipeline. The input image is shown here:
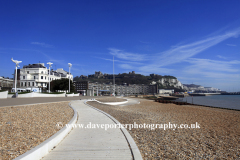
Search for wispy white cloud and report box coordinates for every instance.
[118,64,134,70]
[217,55,227,59]
[31,42,54,48]
[108,28,240,72]
[93,56,120,62]
[93,56,144,65]
[105,27,240,90]
[108,48,147,61]
[226,44,237,46]
[138,65,175,75]
[155,28,240,66]
[182,58,240,82]
[185,58,240,73]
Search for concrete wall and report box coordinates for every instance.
[7,92,66,98]
[65,93,74,97]
[18,92,34,98]
[7,94,13,98]
[0,91,8,99]
[73,93,79,97]
[33,92,65,97]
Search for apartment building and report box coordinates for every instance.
[19,63,73,91]
[0,76,14,91]
[88,82,157,95]
[74,81,89,95]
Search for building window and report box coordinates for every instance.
[25,82,27,86]
[28,82,30,86]
[45,76,46,80]
[23,76,25,79]
[32,82,34,86]
[27,71,29,74]
[34,76,35,79]
[21,82,23,86]
[41,76,43,79]
[41,83,43,86]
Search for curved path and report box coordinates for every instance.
[41,100,133,160]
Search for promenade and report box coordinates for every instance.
[0,96,106,107]
[41,100,133,159]
[1,96,141,159]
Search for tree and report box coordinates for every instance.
[49,79,75,92]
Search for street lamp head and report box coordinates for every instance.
[68,63,72,67]
[11,58,22,67]
[47,62,53,67]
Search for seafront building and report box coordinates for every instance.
[17,63,73,91]
[74,81,158,96]
[74,81,89,95]
[183,84,221,93]
[0,76,14,91]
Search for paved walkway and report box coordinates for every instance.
[41,100,133,160]
[0,96,108,107]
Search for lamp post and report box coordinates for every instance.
[113,56,115,96]
[68,63,72,93]
[11,58,22,93]
[47,62,53,93]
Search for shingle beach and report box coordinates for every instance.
[87,98,240,159]
[1,102,74,160]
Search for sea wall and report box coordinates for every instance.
[0,91,8,99]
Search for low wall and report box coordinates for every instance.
[18,92,34,98]
[0,91,8,99]
[65,93,74,97]
[7,92,66,98]
[95,99,128,105]
[73,93,79,97]
[33,92,65,97]
[8,94,13,98]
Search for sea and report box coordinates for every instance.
[179,95,240,110]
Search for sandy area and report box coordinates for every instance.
[87,98,240,159]
[96,97,127,102]
[1,102,74,160]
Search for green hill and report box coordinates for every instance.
[74,72,176,85]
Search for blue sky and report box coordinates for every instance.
[0,0,240,91]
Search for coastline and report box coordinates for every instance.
[181,95,240,110]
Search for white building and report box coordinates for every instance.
[88,82,157,96]
[0,76,14,90]
[158,89,174,94]
[183,84,221,92]
[19,63,73,90]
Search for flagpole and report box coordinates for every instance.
[113,56,115,96]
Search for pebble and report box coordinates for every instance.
[88,98,240,159]
[1,102,74,160]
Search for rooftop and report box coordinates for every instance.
[23,63,46,69]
